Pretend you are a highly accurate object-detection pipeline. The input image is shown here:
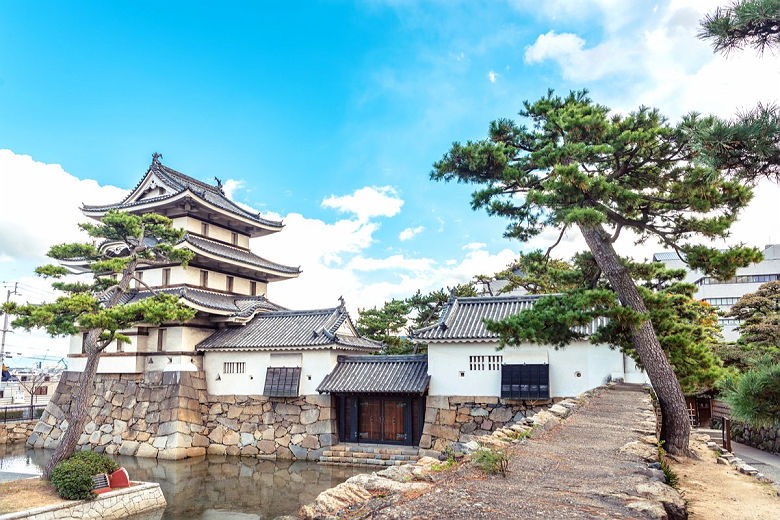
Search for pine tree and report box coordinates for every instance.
[3,210,195,478]
[431,90,765,455]
[700,0,780,55]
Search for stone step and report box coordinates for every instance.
[318,456,409,467]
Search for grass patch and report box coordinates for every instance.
[474,446,510,477]
[0,478,63,514]
[658,442,679,489]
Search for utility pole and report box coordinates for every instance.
[1,282,21,370]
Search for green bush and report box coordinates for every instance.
[68,450,119,474]
[50,459,97,500]
[50,451,119,500]
[720,359,780,428]
[473,447,510,477]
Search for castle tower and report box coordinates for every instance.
[63,154,300,373]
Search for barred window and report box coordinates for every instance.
[703,297,740,306]
[223,362,245,374]
[469,355,502,371]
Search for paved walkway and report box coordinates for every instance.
[732,442,780,483]
[363,385,663,519]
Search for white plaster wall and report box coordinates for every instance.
[427,341,645,398]
[172,216,250,248]
[204,349,345,396]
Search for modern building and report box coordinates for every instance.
[653,244,780,341]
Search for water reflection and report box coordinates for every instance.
[0,444,365,519]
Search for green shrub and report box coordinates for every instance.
[720,359,780,428]
[658,442,679,489]
[50,451,118,500]
[68,450,119,474]
[474,447,510,477]
[50,459,97,500]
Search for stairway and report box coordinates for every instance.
[319,443,420,467]
[697,428,726,448]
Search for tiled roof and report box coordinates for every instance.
[196,304,381,351]
[652,251,685,261]
[317,354,430,395]
[185,234,300,275]
[263,367,301,397]
[116,287,282,317]
[82,160,282,229]
[413,295,606,342]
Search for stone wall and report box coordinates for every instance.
[27,371,335,461]
[0,420,36,445]
[202,393,335,460]
[0,482,165,520]
[731,421,780,454]
[420,395,553,452]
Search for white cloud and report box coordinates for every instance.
[487,70,498,83]
[321,186,404,222]
[221,179,245,201]
[462,242,486,251]
[399,225,424,241]
[522,0,779,119]
[0,150,127,264]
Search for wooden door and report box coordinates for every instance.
[358,399,381,441]
[382,399,406,443]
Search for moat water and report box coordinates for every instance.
[0,443,366,519]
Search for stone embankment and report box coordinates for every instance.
[28,371,336,461]
[0,482,165,520]
[420,395,556,455]
[300,384,687,520]
[731,421,780,455]
[0,420,36,445]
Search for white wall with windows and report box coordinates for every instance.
[171,216,250,248]
[203,349,353,396]
[427,341,647,398]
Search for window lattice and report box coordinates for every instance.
[469,355,502,371]
[223,362,246,374]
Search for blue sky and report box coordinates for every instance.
[1,1,778,365]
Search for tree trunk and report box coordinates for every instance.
[42,329,103,479]
[579,224,691,455]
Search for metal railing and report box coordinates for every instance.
[1,404,46,424]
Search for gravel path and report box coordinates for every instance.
[361,385,659,519]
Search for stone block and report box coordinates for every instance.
[480,420,494,430]
[256,440,276,454]
[113,419,128,435]
[291,433,304,445]
[177,407,202,424]
[489,407,514,423]
[428,424,459,442]
[152,436,168,449]
[186,447,207,457]
[84,421,97,434]
[166,432,192,449]
[209,427,224,444]
[240,432,254,447]
[275,403,301,416]
[223,430,240,446]
[207,444,227,455]
[119,440,140,456]
[136,443,159,458]
[306,420,331,435]
[418,434,432,449]
[470,407,489,417]
[300,408,320,425]
[277,434,291,447]
[226,445,241,456]
[136,431,151,442]
[240,445,259,456]
[300,434,319,449]
[262,411,275,425]
[158,421,187,436]
[158,447,188,460]
[192,433,210,447]
[426,396,450,410]
[290,424,305,434]
[438,409,456,425]
[227,405,243,419]
[460,422,477,434]
[318,433,336,447]
[290,444,308,459]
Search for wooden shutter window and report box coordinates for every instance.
[231,232,238,245]
[157,329,165,352]
[162,268,171,286]
[200,270,209,288]
[250,281,257,296]
[226,276,234,292]
[201,222,209,236]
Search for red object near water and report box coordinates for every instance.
[109,467,130,488]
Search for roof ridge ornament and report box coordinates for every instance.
[151,152,162,167]
[214,177,225,195]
